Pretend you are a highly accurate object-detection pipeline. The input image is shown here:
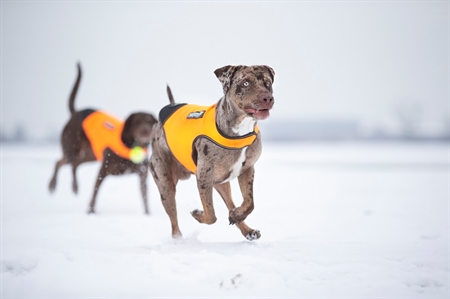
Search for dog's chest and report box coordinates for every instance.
[220,147,248,183]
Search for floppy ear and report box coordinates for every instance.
[121,114,136,147]
[214,65,240,94]
[263,65,275,83]
[145,114,158,126]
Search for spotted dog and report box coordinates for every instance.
[149,65,275,240]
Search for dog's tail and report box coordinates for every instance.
[68,62,82,115]
[166,85,175,105]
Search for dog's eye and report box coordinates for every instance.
[243,81,249,87]
[265,81,271,87]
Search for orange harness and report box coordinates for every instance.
[161,103,259,173]
[82,110,146,161]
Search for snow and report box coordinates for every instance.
[1,142,449,297]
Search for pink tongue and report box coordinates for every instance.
[245,108,269,120]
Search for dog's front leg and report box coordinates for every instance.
[138,166,149,215]
[215,182,261,240]
[191,176,217,225]
[229,166,255,224]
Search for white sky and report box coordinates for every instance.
[1,1,448,137]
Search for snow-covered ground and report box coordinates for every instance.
[1,142,449,297]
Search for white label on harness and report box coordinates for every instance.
[187,110,205,119]
[104,121,115,130]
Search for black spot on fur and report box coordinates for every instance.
[200,184,207,190]
[203,145,209,156]
[206,167,211,173]
[160,195,166,201]
[235,84,242,95]
[247,179,253,198]
[256,74,264,81]
[242,161,246,166]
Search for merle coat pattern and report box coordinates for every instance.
[149,65,275,240]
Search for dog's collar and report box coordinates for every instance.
[212,104,259,140]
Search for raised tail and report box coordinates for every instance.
[68,63,82,115]
[166,85,175,105]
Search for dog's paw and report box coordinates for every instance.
[48,181,56,193]
[191,209,203,216]
[190,209,217,224]
[190,209,203,222]
[245,230,261,241]
[228,208,247,224]
[72,182,78,194]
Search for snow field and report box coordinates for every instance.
[1,142,448,297]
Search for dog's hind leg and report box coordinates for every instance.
[214,182,260,240]
[149,157,182,238]
[87,164,108,214]
[72,147,96,195]
[49,157,68,193]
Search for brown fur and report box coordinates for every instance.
[48,63,158,214]
[149,65,275,240]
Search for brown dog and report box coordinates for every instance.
[149,65,275,240]
[49,63,157,214]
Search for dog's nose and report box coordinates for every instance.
[259,93,274,107]
[260,93,273,103]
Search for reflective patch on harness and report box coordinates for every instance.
[187,110,205,119]
[104,121,115,130]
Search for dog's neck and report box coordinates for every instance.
[216,97,257,137]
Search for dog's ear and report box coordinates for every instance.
[122,114,137,147]
[144,114,158,126]
[214,65,240,94]
[263,65,275,83]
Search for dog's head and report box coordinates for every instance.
[214,65,275,120]
[122,112,158,148]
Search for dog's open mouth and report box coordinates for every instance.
[244,107,270,120]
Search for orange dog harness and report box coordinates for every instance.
[81,110,146,161]
[160,103,259,173]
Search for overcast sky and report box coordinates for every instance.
[1,1,448,138]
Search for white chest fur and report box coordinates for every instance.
[221,147,247,183]
[233,117,256,135]
[220,116,255,183]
